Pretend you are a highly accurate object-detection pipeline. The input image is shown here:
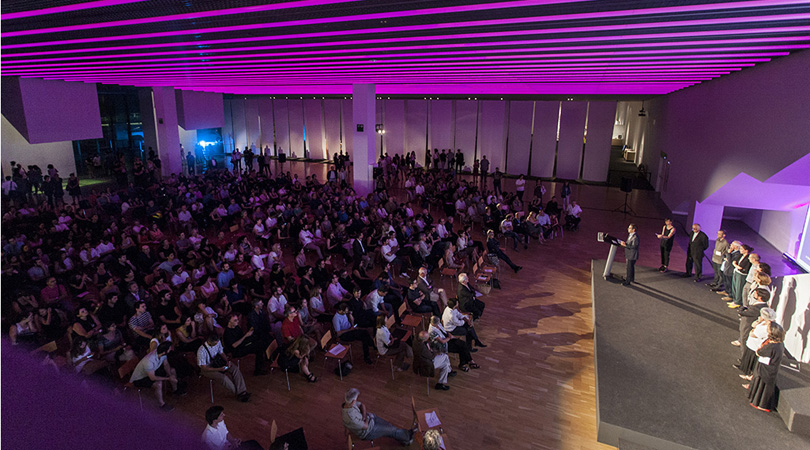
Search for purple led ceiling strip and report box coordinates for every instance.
[3,0,807,49]
[5,25,808,63]
[1,46,793,71]
[3,41,809,68]
[2,0,149,20]
[2,51,783,73]
[2,0,591,38]
[5,62,757,78]
[2,0,366,37]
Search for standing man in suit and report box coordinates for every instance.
[684,223,710,282]
[352,232,369,269]
[620,224,639,286]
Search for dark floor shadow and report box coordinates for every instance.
[537,302,585,318]
[629,284,738,330]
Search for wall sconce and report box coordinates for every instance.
[375,124,385,134]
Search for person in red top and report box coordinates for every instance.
[281,305,304,342]
[40,277,69,307]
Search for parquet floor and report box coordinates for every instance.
[172,162,679,450]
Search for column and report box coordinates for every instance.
[690,201,725,239]
[140,87,182,176]
[352,84,377,196]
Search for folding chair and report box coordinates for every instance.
[266,340,290,391]
[118,357,144,411]
[375,314,411,381]
[321,330,352,380]
[411,396,443,433]
[399,301,427,331]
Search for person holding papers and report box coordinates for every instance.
[333,302,375,365]
[745,322,784,412]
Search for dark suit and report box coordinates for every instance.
[413,341,436,378]
[686,230,710,279]
[457,282,484,320]
[351,238,368,268]
[624,232,639,284]
[738,302,766,359]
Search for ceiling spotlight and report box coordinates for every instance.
[500,98,503,100]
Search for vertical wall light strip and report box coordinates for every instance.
[527,101,536,177]
[579,101,590,179]
[473,99,480,161]
[338,98,344,154]
[271,98,278,156]
[424,98,430,155]
[320,98,327,159]
[552,101,562,178]
[504,100,512,174]
[452,99,457,151]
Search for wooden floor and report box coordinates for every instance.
[171,162,680,450]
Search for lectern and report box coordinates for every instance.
[598,232,622,279]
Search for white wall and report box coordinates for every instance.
[742,206,809,258]
[1,114,76,176]
[644,50,810,213]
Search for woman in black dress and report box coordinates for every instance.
[656,218,676,272]
[745,322,784,412]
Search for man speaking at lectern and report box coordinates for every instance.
[619,224,639,286]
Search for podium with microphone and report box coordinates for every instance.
[598,232,623,279]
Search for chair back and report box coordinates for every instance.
[266,339,279,361]
[270,420,278,444]
[437,258,444,270]
[472,263,479,274]
[397,302,407,317]
[385,314,396,329]
[118,356,139,380]
[320,330,333,350]
[230,224,240,233]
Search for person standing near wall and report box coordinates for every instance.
[620,223,639,286]
[656,218,676,273]
[480,155,490,186]
[684,223,709,282]
[709,230,729,289]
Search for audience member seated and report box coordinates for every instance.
[428,316,480,373]
[413,330,455,390]
[341,388,414,446]
[197,334,251,402]
[406,278,441,317]
[375,315,413,372]
[456,273,485,320]
[442,298,485,350]
[202,405,264,450]
[130,341,181,411]
[332,302,375,365]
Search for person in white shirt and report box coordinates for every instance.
[197,335,250,402]
[442,298,485,351]
[381,237,408,278]
[374,316,412,371]
[202,406,262,450]
[267,287,287,323]
[249,247,270,273]
[299,223,324,259]
[565,200,582,231]
[326,274,351,308]
[171,265,190,286]
[365,286,393,317]
[515,174,526,201]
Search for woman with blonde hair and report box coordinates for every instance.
[284,336,317,383]
[736,307,776,376]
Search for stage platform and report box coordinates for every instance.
[592,260,810,450]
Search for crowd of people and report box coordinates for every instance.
[656,222,786,412]
[2,149,582,448]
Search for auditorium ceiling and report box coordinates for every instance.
[2,0,810,96]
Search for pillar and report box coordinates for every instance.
[352,84,377,196]
[689,201,725,240]
[140,87,182,176]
